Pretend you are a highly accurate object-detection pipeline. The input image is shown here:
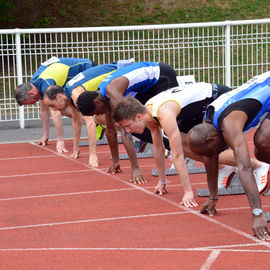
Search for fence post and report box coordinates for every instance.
[15,30,24,129]
[225,22,231,88]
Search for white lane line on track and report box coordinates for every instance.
[0,182,208,201]
[0,155,56,161]
[0,211,186,231]
[29,142,270,249]
[200,250,220,270]
[0,246,269,252]
[0,169,92,179]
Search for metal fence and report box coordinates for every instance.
[0,19,269,128]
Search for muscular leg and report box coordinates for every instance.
[254,115,270,164]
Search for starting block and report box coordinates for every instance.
[197,173,245,197]
[80,137,110,146]
[263,188,270,196]
[265,212,270,222]
[152,158,206,176]
[80,130,122,146]
[119,143,154,159]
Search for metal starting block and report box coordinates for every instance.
[265,212,270,222]
[119,143,154,159]
[197,173,245,197]
[80,132,122,146]
[80,137,109,146]
[263,188,270,196]
[152,158,206,176]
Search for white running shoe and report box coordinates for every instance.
[253,162,269,193]
[218,166,236,189]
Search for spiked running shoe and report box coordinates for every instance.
[96,124,105,141]
[134,140,148,153]
[253,162,270,193]
[217,165,236,189]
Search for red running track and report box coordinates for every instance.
[0,133,269,269]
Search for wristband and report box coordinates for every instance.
[209,196,218,201]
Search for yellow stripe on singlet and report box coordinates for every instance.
[83,70,116,91]
[39,63,69,86]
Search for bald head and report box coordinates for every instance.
[187,123,225,156]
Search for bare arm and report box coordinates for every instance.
[50,108,69,154]
[200,154,219,216]
[70,105,82,159]
[158,102,197,207]
[82,115,98,167]
[38,100,50,145]
[106,77,145,183]
[104,111,121,174]
[149,125,167,194]
[222,111,269,240]
[222,111,261,209]
[119,126,146,184]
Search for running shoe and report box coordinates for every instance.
[96,124,105,141]
[165,149,171,158]
[253,162,269,193]
[217,165,236,189]
[134,140,148,153]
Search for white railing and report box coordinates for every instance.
[0,19,269,127]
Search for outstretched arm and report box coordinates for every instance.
[200,154,219,216]
[222,111,269,240]
[104,112,121,174]
[38,100,50,146]
[70,105,82,159]
[120,126,146,184]
[159,105,197,207]
[50,108,69,154]
[106,77,146,183]
[149,126,167,195]
[82,115,98,167]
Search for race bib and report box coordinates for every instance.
[177,75,195,86]
[66,72,85,87]
[41,56,60,66]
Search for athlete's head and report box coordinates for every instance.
[15,82,41,106]
[43,85,69,111]
[187,123,227,156]
[76,91,107,116]
[113,96,147,134]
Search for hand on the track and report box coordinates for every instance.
[180,191,198,208]
[200,199,218,216]
[56,140,68,154]
[37,135,49,146]
[154,183,167,195]
[70,149,80,159]
[252,215,270,241]
[108,162,122,174]
[89,153,99,167]
[130,168,147,184]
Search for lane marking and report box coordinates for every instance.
[0,155,56,161]
[29,142,270,249]
[0,169,92,179]
[0,246,269,252]
[0,211,186,231]
[200,250,220,270]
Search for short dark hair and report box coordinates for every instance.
[113,96,146,122]
[44,85,64,100]
[15,82,32,106]
[76,91,99,116]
